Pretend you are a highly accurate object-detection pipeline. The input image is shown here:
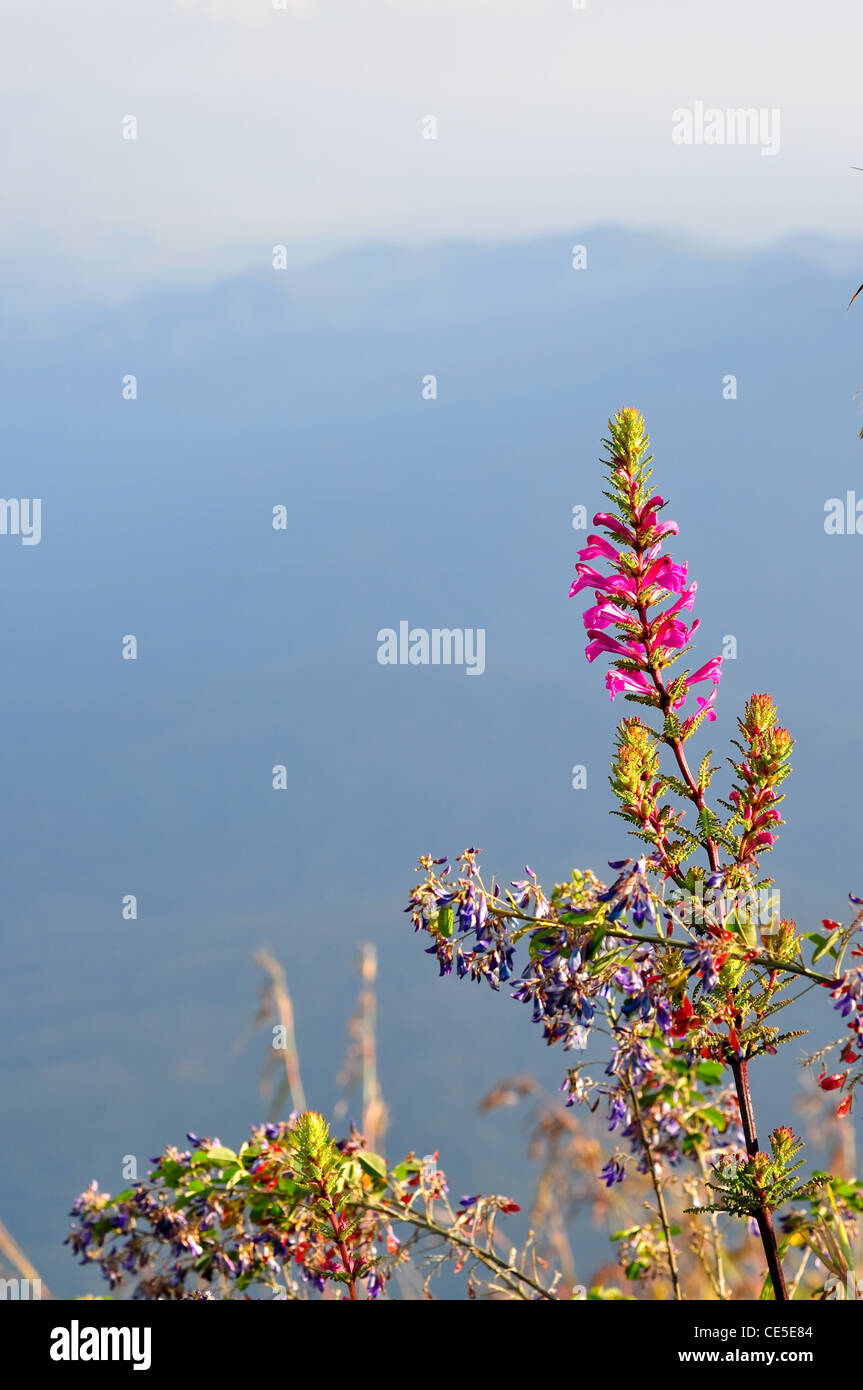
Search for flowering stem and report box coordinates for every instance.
[490,897,836,986]
[728,1057,788,1301]
[636,595,723,877]
[603,930,835,988]
[625,1083,683,1300]
[324,1206,358,1300]
[306,1176,359,1300]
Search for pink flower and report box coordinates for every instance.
[577,534,621,564]
[586,631,646,664]
[642,556,689,594]
[606,670,655,701]
[653,616,698,651]
[582,598,635,631]
[661,582,698,618]
[680,692,718,739]
[635,495,666,525]
[569,563,609,598]
[592,512,635,545]
[569,565,638,602]
[688,657,723,688]
[673,659,723,710]
[750,831,776,850]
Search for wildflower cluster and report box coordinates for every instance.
[66,1115,544,1301]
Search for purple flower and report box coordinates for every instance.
[607,1094,630,1133]
[598,857,658,928]
[599,1159,626,1187]
[682,942,721,993]
[606,1028,654,1087]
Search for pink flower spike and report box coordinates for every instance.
[577,534,621,564]
[652,520,679,540]
[592,512,635,545]
[606,669,655,702]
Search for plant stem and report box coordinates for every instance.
[695,1150,728,1299]
[323,1203,358,1300]
[728,1056,788,1301]
[366,1200,555,1300]
[626,1084,683,1300]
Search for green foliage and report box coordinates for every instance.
[686,1128,827,1220]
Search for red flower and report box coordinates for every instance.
[818,1072,847,1091]
[671,995,696,1037]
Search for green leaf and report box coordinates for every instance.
[585,921,609,959]
[391,1159,422,1182]
[698,1106,727,1131]
[695,1061,724,1084]
[813,930,841,963]
[205,1145,238,1165]
[357,1152,388,1186]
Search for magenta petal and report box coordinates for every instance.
[688,656,723,687]
[583,598,634,630]
[663,582,698,618]
[585,631,637,663]
[569,563,607,597]
[643,557,688,593]
[577,534,621,563]
[606,669,654,702]
[592,512,636,545]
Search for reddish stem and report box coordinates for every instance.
[729,1056,788,1301]
[314,1182,359,1300]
